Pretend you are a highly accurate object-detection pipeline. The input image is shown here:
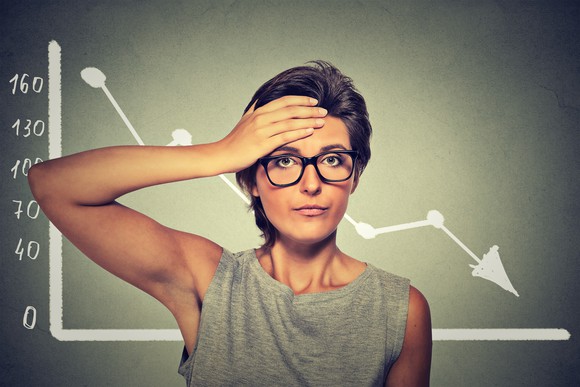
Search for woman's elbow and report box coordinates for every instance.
[28,161,54,204]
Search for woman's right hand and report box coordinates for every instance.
[214,95,327,173]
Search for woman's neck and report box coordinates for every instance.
[256,233,365,295]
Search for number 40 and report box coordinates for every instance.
[15,238,40,260]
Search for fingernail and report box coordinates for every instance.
[318,108,327,116]
[315,118,325,126]
[309,98,318,105]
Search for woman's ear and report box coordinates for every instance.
[251,184,260,197]
[350,174,360,194]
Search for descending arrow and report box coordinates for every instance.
[343,210,519,296]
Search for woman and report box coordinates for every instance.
[29,61,431,386]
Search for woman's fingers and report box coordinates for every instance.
[261,117,325,138]
[250,97,327,139]
[255,105,327,125]
[268,127,316,148]
[246,96,328,149]
[256,95,318,114]
[253,96,325,123]
[268,106,327,123]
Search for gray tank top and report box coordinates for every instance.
[178,249,410,386]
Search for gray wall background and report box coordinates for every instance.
[1,1,579,385]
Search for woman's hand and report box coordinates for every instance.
[215,95,327,173]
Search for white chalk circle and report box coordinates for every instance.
[427,210,444,228]
[80,67,106,88]
[355,222,377,239]
[167,128,193,146]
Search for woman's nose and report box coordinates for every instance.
[300,164,322,195]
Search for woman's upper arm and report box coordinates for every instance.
[34,185,222,311]
[385,285,432,387]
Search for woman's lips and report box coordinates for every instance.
[294,205,328,216]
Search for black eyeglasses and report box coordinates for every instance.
[258,150,358,187]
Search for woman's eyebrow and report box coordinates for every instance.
[272,146,300,154]
[272,144,349,155]
[320,144,348,152]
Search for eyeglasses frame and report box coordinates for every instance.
[257,150,359,187]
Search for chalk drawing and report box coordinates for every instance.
[433,329,570,341]
[82,65,519,297]
[22,306,37,330]
[344,211,519,297]
[80,67,144,145]
[166,128,192,146]
[46,40,569,341]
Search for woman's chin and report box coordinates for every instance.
[275,229,338,249]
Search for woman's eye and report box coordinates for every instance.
[275,157,296,168]
[321,155,342,167]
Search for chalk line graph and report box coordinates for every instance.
[79,66,520,297]
[47,40,570,341]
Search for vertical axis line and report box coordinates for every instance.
[48,40,63,335]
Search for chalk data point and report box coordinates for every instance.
[168,128,193,146]
[81,67,106,88]
[427,210,445,228]
[355,222,377,239]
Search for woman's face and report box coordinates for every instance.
[252,116,358,247]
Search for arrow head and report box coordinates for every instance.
[470,245,519,297]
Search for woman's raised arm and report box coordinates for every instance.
[27,144,227,305]
[27,95,327,315]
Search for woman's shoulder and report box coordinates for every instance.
[218,247,256,265]
[407,285,430,327]
[199,247,258,282]
[385,284,432,385]
[365,262,411,290]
